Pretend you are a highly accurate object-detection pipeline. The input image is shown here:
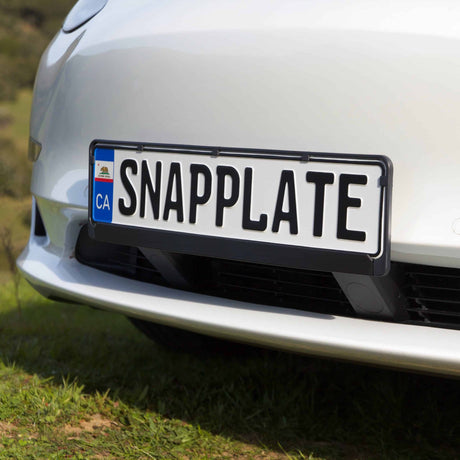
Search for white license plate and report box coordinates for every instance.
[90,142,391,275]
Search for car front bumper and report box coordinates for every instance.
[17,200,460,377]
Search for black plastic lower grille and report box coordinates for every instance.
[76,227,353,317]
[401,263,460,329]
[202,258,355,316]
[76,227,167,286]
[76,226,460,329]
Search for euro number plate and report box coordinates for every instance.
[89,142,392,276]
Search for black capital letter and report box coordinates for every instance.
[119,159,138,216]
[306,171,334,237]
[189,164,212,224]
[242,168,267,231]
[272,170,298,235]
[163,162,184,222]
[140,160,161,219]
[337,174,367,241]
[216,166,240,227]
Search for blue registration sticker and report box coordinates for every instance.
[92,148,114,223]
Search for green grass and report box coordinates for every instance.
[0,280,459,459]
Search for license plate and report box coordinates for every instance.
[89,142,392,275]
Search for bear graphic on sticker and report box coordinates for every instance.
[99,166,109,176]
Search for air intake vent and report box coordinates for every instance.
[76,226,167,286]
[76,224,460,330]
[76,227,353,317]
[75,225,460,330]
[401,263,460,329]
[201,258,355,317]
[34,202,46,237]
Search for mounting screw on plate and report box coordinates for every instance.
[300,153,310,163]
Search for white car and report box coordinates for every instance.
[17,0,460,375]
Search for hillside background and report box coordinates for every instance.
[0,0,74,100]
[0,0,74,277]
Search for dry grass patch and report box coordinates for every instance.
[64,414,116,439]
[0,421,16,438]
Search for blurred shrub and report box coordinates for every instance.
[0,0,75,34]
[0,0,75,100]
[21,206,31,227]
[0,107,12,128]
[0,138,31,197]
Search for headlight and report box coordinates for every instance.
[63,0,108,33]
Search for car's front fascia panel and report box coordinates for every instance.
[17,224,460,377]
[20,0,460,375]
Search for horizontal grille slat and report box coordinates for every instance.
[405,308,460,318]
[404,283,460,292]
[406,272,460,279]
[406,295,460,304]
